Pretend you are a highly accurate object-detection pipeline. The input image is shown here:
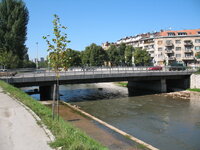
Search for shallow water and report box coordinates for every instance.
[23,83,200,150]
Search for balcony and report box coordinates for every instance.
[184,41,193,46]
[165,42,173,47]
[168,56,176,60]
[165,50,173,54]
[182,56,195,60]
[150,54,155,57]
[184,50,193,53]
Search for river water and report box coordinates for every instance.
[24,83,200,150]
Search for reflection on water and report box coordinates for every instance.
[23,83,200,150]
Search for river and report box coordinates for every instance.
[23,83,200,150]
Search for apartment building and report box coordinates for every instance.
[102,29,200,66]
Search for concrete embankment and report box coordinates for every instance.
[61,101,159,150]
[0,87,53,150]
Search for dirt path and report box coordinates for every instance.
[0,88,53,150]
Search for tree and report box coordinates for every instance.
[0,0,29,67]
[125,45,134,66]
[118,43,126,65]
[82,43,107,66]
[106,44,120,66]
[62,48,81,69]
[133,48,151,66]
[0,50,19,68]
[43,14,70,119]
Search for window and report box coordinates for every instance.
[157,40,163,45]
[195,46,200,50]
[178,32,187,35]
[197,31,200,35]
[168,32,175,36]
[195,39,200,43]
[176,54,181,58]
[158,47,162,51]
[176,47,181,51]
[158,54,162,58]
[175,40,181,44]
[166,40,172,45]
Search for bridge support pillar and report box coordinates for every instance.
[128,79,167,96]
[39,85,54,100]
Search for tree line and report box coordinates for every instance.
[51,43,152,69]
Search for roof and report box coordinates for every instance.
[159,29,200,36]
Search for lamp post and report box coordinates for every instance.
[36,42,39,69]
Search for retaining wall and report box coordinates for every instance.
[190,74,200,88]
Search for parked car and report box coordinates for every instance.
[168,62,186,71]
[148,66,162,71]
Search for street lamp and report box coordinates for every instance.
[36,42,39,69]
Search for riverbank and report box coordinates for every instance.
[162,90,200,100]
[0,80,107,150]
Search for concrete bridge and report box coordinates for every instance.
[0,67,196,100]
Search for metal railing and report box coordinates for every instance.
[0,66,198,82]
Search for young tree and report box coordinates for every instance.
[0,0,29,67]
[43,14,70,119]
[125,45,134,66]
[133,48,151,66]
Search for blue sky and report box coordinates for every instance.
[24,0,200,60]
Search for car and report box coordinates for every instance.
[168,62,186,71]
[148,66,162,71]
[0,69,7,72]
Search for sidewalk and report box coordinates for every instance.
[0,88,52,150]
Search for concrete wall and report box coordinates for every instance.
[190,74,200,88]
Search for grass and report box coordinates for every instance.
[0,80,108,150]
[187,88,200,92]
[116,82,128,87]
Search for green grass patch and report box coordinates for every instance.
[187,88,200,92]
[116,82,128,87]
[0,80,108,150]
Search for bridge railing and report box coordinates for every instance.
[0,66,199,82]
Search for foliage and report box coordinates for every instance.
[62,48,81,70]
[82,43,107,66]
[43,14,70,74]
[195,52,200,59]
[0,0,29,67]
[0,81,108,150]
[106,44,120,66]
[133,48,151,66]
[117,43,126,65]
[23,60,36,68]
[0,50,19,68]
[125,45,134,66]
[38,60,48,68]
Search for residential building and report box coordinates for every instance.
[102,29,200,66]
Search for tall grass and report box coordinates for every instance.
[0,80,107,150]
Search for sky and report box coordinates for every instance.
[23,0,200,60]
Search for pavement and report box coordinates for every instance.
[0,87,53,150]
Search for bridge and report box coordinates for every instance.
[0,66,196,100]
